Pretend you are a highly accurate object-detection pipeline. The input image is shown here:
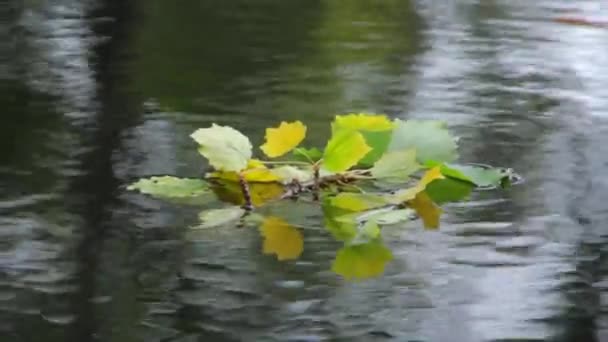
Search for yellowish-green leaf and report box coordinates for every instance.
[332,241,393,280]
[331,193,388,212]
[323,130,371,172]
[332,113,395,132]
[332,113,396,166]
[388,166,445,203]
[207,159,280,183]
[211,181,284,207]
[260,121,307,158]
[292,147,323,163]
[370,149,421,182]
[127,176,208,198]
[191,124,252,172]
[259,217,304,261]
[408,191,442,229]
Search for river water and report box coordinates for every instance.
[2,0,608,341]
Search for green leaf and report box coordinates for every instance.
[351,220,381,245]
[323,130,371,172]
[370,149,421,182]
[331,193,389,212]
[190,124,252,172]
[195,206,246,229]
[434,163,507,187]
[425,178,473,204]
[292,147,323,163]
[367,208,415,225]
[357,130,393,166]
[388,167,445,204]
[388,120,458,163]
[127,176,208,198]
[332,240,393,280]
[322,200,358,241]
[331,113,395,166]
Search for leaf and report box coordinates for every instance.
[127,176,208,198]
[208,159,280,183]
[332,113,395,166]
[370,149,421,182]
[292,147,323,163]
[331,193,389,212]
[332,241,393,280]
[388,120,458,163]
[195,206,246,229]
[367,209,415,225]
[332,113,395,132]
[408,191,442,229]
[323,130,372,172]
[259,217,304,261]
[322,200,358,241]
[211,181,283,207]
[432,163,507,187]
[388,166,445,203]
[260,121,307,158]
[425,178,473,204]
[271,166,313,183]
[191,124,252,172]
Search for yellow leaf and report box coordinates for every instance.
[388,166,445,203]
[332,113,395,132]
[408,191,443,229]
[211,181,284,207]
[207,159,280,183]
[260,121,307,158]
[259,217,304,261]
[419,166,445,188]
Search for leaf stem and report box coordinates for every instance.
[238,171,253,210]
[312,161,321,200]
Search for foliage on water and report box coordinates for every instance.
[128,113,516,280]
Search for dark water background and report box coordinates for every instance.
[2,0,608,341]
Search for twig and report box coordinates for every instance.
[238,172,253,210]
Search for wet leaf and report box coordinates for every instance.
[271,166,313,183]
[292,147,323,163]
[260,121,307,158]
[370,149,420,182]
[191,124,252,171]
[211,181,284,207]
[425,178,473,204]
[388,120,458,163]
[432,163,506,187]
[323,130,371,172]
[388,166,445,203]
[259,217,303,261]
[332,241,393,280]
[408,191,442,229]
[331,193,388,212]
[332,113,395,166]
[367,208,415,225]
[195,206,246,229]
[322,200,358,241]
[208,159,280,183]
[127,176,209,198]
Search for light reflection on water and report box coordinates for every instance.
[2,0,608,341]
